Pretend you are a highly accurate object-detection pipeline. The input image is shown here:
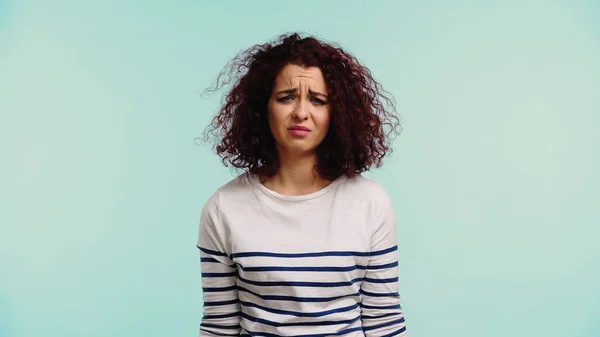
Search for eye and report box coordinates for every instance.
[311,97,327,105]
[277,95,294,102]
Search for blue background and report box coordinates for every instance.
[1,1,599,336]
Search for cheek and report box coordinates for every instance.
[315,109,332,130]
[267,101,278,125]
[268,101,285,122]
[267,103,287,140]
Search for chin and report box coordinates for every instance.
[280,144,317,156]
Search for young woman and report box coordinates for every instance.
[197,33,408,337]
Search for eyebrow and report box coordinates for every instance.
[275,88,328,98]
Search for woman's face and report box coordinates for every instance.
[267,64,331,157]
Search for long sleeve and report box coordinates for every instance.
[197,192,241,337]
[360,194,408,337]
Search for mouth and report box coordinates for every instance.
[287,126,311,137]
[288,126,311,131]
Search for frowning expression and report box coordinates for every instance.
[267,64,331,156]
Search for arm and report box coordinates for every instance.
[360,193,408,337]
[197,192,241,337]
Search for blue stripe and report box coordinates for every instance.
[243,326,364,337]
[363,276,398,283]
[238,285,359,302]
[237,261,397,272]
[362,317,406,331]
[203,285,237,292]
[201,323,241,330]
[362,312,402,320]
[360,289,400,297]
[360,303,401,310]
[202,272,237,277]
[240,312,362,327]
[370,246,398,256]
[204,299,240,306]
[232,246,397,259]
[198,246,229,258]
[367,261,398,270]
[200,328,239,336]
[240,301,359,317]
[201,257,236,268]
[238,274,363,287]
[233,251,368,258]
[203,311,241,320]
[381,326,408,337]
[239,265,364,272]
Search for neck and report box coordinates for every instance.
[261,151,332,196]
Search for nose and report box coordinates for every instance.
[292,97,309,121]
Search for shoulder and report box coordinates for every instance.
[342,175,398,232]
[340,174,391,203]
[338,174,395,222]
[201,172,256,212]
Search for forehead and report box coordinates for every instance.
[273,64,327,89]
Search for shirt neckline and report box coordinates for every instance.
[248,172,345,202]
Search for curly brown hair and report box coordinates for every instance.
[201,32,402,181]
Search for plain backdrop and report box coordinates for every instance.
[1,1,599,336]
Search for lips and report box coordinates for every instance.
[288,125,311,131]
[287,125,311,137]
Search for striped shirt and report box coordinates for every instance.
[197,172,408,337]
